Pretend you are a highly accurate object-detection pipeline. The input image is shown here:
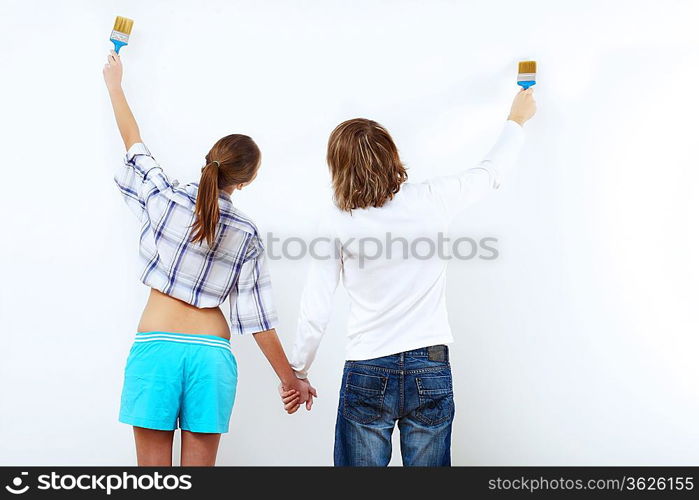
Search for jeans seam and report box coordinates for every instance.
[346,363,450,376]
[349,364,401,375]
[406,363,451,374]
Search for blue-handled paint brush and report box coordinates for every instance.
[517,61,537,90]
[110,16,134,54]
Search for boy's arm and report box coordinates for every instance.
[103,50,142,150]
[289,219,342,379]
[424,88,536,219]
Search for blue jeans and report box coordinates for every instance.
[334,345,454,466]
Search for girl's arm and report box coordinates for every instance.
[103,50,142,150]
[253,329,317,412]
[231,237,315,413]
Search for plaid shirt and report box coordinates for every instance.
[114,142,277,335]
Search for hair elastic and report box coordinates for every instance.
[212,160,221,167]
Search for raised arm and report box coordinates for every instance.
[425,88,537,218]
[103,50,142,150]
[507,88,537,127]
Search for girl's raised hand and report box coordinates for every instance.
[103,50,123,91]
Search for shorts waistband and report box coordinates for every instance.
[134,331,231,350]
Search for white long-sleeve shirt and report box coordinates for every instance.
[290,120,525,378]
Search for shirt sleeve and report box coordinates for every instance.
[229,233,279,335]
[114,142,178,219]
[423,120,525,220]
[289,213,342,379]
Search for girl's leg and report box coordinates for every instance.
[133,427,175,466]
[180,431,221,466]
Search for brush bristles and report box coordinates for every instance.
[518,61,536,74]
[113,16,134,35]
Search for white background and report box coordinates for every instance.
[1,0,698,465]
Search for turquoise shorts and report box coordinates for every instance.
[119,332,237,434]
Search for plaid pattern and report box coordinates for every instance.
[114,142,277,335]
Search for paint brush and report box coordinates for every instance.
[517,61,537,90]
[110,16,134,54]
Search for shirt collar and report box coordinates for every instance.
[216,191,257,234]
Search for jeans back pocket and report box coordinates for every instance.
[415,375,454,426]
[342,371,388,424]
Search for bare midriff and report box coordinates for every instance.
[137,288,231,339]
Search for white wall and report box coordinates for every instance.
[1,0,698,465]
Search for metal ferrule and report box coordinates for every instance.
[517,72,536,81]
[110,30,129,43]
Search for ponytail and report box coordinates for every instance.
[190,134,261,246]
[191,161,221,246]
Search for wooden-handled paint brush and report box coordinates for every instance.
[110,16,134,54]
[517,61,537,90]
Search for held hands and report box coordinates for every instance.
[508,88,537,126]
[103,50,123,91]
[279,377,318,415]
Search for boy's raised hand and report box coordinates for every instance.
[508,87,537,126]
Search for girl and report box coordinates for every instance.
[284,89,536,466]
[103,50,313,466]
